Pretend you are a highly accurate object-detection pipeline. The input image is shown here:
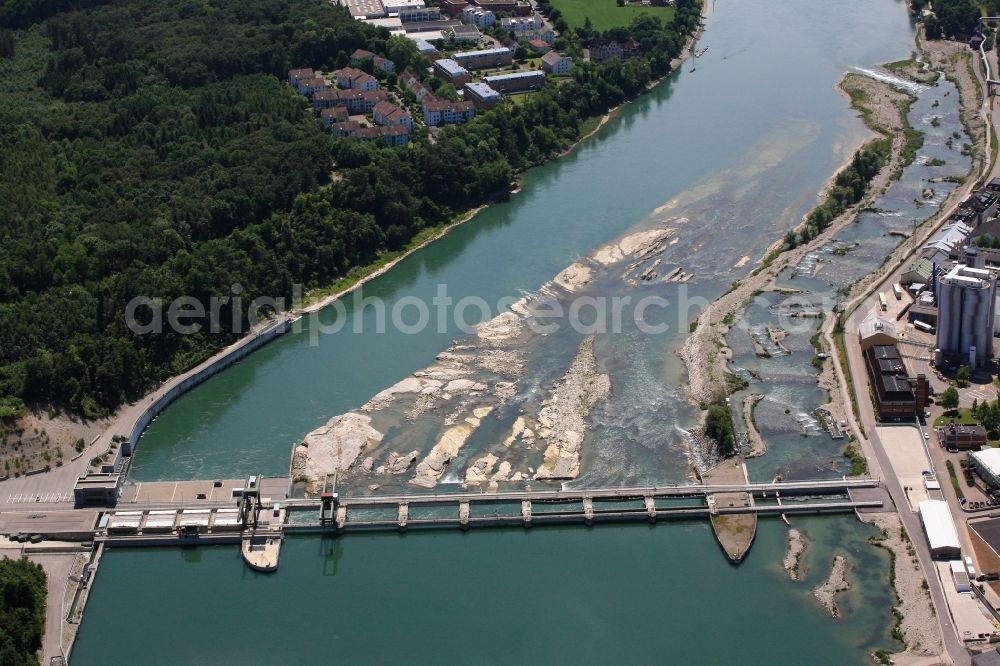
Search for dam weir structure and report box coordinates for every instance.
[97,476,884,566]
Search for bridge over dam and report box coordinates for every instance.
[75,476,885,569]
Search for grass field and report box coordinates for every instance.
[548,0,675,32]
[933,408,980,427]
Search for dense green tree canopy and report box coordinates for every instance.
[0,0,701,417]
[0,557,46,666]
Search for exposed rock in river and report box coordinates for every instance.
[783,528,805,581]
[534,337,611,480]
[291,413,383,492]
[411,406,493,488]
[813,555,850,617]
[292,224,672,492]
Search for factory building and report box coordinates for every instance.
[936,255,997,368]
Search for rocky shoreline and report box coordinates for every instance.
[678,70,915,407]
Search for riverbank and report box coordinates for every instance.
[25,10,709,489]
[679,69,916,407]
[300,6,707,316]
[863,512,943,662]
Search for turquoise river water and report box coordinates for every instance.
[72,1,947,663]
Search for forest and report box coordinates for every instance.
[918,0,984,41]
[0,558,46,666]
[0,0,701,418]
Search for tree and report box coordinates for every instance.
[0,558,46,666]
[956,365,971,386]
[705,404,737,457]
[939,386,960,411]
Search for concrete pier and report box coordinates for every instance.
[398,503,409,530]
[459,501,470,528]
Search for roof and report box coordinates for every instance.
[589,38,620,49]
[940,423,987,438]
[858,316,896,342]
[973,648,1000,666]
[334,67,370,81]
[528,39,549,49]
[973,448,1000,478]
[880,374,913,395]
[918,500,961,553]
[943,263,995,289]
[924,220,972,255]
[541,51,568,65]
[904,257,934,281]
[422,96,474,113]
[484,71,545,82]
[380,124,409,136]
[289,68,314,78]
[450,24,481,35]
[454,47,511,59]
[434,59,469,76]
[352,49,375,59]
[465,82,499,98]
[869,344,901,361]
[413,38,436,52]
[501,15,538,24]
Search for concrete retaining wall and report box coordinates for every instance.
[120,319,290,463]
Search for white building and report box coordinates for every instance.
[412,38,437,56]
[541,51,572,75]
[936,257,997,368]
[500,14,543,38]
[950,560,971,593]
[918,500,961,559]
[398,5,440,21]
[462,5,495,28]
[383,0,426,13]
[971,447,1000,489]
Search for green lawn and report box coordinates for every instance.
[509,91,538,105]
[933,408,980,427]
[548,0,675,32]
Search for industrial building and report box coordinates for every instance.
[936,258,997,368]
[858,317,896,352]
[918,499,962,559]
[74,471,125,506]
[861,343,928,420]
[970,448,1000,490]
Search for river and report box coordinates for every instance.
[73,1,937,663]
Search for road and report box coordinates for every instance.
[818,32,1000,664]
[831,95,989,657]
[25,551,84,666]
[838,302,968,665]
